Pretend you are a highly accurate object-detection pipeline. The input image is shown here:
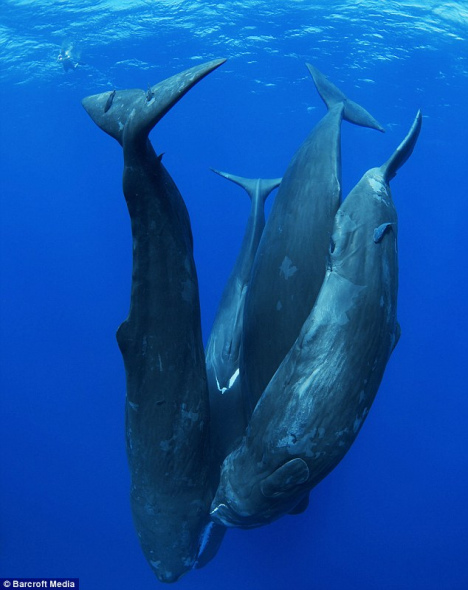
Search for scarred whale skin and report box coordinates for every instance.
[82,59,226,582]
[211,111,422,528]
[240,64,385,415]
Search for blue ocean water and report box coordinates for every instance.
[1,1,467,588]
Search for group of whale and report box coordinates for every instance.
[82,58,421,583]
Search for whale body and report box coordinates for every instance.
[241,64,385,414]
[83,59,226,582]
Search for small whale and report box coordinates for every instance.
[206,171,281,472]
[197,171,280,568]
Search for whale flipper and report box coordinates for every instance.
[288,494,310,515]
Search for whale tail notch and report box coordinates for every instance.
[82,58,226,145]
[306,63,385,133]
[381,110,422,182]
[211,169,282,204]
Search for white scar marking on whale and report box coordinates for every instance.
[181,404,199,422]
[279,256,298,279]
[353,407,369,433]
[215,368,239,394]
[215,375,228,394]
[228,368,239,388]
[353,416,362,433]
[210,503,228,516]
[368,177,383,192]
[335,427,349,437]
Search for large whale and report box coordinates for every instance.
[82,59,226,582]
[241,64,385,414]
[211,111,422,528]
[205,171,281,472]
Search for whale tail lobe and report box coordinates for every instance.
[82,59,226,145]
[306,63,385,132]
[211,169,282,204]
[381,110,422,182]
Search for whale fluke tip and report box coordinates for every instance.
[306,62,384,132]
[82,58,227,144]
[381,110,422,182]
[211,169,281,203]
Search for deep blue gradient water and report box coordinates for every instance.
[1,1,467,589]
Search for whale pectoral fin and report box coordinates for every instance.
[392,321,401,352]
[373,222,394,243]
[288,493,310,515]
[260,458,310,498]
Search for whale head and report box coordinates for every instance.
[210,454,310,528]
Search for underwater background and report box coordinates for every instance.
[1,1,467,588]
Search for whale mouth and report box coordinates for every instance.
[210,502,250,527]
[210,502,236,526]
[210,501,268,529]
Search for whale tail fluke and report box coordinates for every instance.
[381,110,422,182]
[82,59,226,145]
[306,63,385,133]
[211,169,282,204]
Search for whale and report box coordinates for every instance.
[211,111,422,528]
[82,59,226,582]
[205,171,281,471]
[241,64,385,415]
[198,172,280,568]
